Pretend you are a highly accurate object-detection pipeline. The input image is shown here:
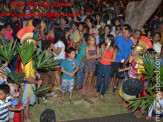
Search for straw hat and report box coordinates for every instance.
[20,32,35,44]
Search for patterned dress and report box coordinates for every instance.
[84,50,97,73]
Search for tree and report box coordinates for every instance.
[125,0,162,30]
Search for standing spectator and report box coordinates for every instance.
[112,28,134,93]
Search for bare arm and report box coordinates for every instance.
[79,56,85,69]
[8,105,25,111]
[51,44,62,55]
[61,68,71,75]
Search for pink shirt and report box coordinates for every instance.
[5,29,13,40]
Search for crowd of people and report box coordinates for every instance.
[0,0,163,122]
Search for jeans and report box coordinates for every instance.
[97,63,111,95]
[77,66,84,87]
[10,54,18,71]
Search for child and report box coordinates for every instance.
[0,84,25,122]
[82,36,100,94]
[4,23,13,41]
[146,91,163,120]
[0,60,9,84]
[60,47,79,104]
[95,35,117,101]
[7,78,19,122]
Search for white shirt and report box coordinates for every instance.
[153,42,162,54]
[148,99,163,116]
[53,40,65,60]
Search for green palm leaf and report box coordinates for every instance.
[0,37,17,63]
[33,51,58,71]
[17,41,37,66]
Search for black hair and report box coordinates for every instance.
[79,22,86,29]
[154,32,161,39]
[64,27,71,34]
[54,28,68,52]
[41,40,51,51]
[4,23,11,28]
[104,25,111,30]
[123,24,132,30]
[125,28,133,36]
[40,109,56,122]
[73,22,79,28]
[106,34,117,50]
[7,78,14,84]
[84,33,89,42]
[62,17,68,24]
[134,30,142,35]
[0,25,4,31]
[32,18,41,27]
[0,84,10,94]
[147,48,156,54]
[67,47,76,54]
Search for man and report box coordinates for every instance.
[112,27,134,93]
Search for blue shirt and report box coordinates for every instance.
[61,58,79,80]
[115,36,134,62]
[76,43,86,67]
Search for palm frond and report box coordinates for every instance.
[0,37,17,63]
[17,41,37,66]
[33,51,58,71]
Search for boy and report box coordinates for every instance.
[0,84,25,122]
[60,47,79,104]
[146,91,163,120]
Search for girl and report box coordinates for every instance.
[95,35,117,101]
[4,23,13,40]
[0,25,10,45]
[82,36,100,93]
[51,28,68,89]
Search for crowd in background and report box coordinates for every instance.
[0,0,163,122]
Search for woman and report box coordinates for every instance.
[99,25,111,48]
[46,23,60,43]
[95,35,117,101]
[64,27,72,58]
[51,28,68,89]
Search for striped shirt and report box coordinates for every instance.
[0,96,12,122]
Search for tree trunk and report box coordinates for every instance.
[125,0,162,30]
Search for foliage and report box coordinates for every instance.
[141,54,155,83]
[128,54,163,115]
[128,86,155,114]
[0,37,17,63]
[17,41,37,66]
[32,50,58,71]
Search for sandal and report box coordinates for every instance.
[81,89,86,94]
[87,89,92,93]
[94,93,99,97]
[59,99,64,104]
[69,99,74,104]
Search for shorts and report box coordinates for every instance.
[9,109,15,119]
[61,79,74,93]
[110,62,124,78]
[56,59,63,66]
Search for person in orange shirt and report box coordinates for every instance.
[94,35,117,101]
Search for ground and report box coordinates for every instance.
[30,85,128,122]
